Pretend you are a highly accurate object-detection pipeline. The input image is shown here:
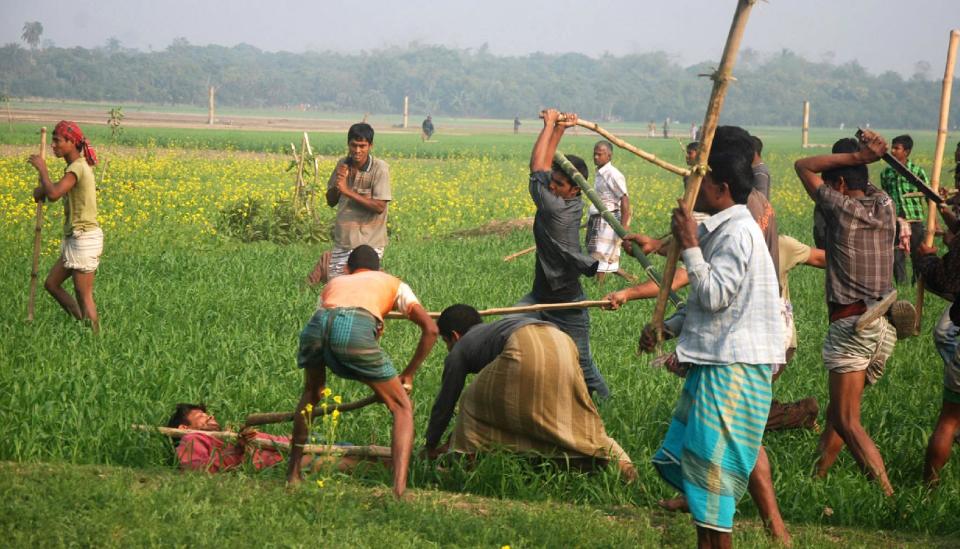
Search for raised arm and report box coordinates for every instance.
[530,109,576,172]
[793,130,886,199]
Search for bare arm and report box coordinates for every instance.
[939,203,960,235]
[620,194,631,230]
[530,109,576,172]
[805,248,826,269]
[793,130,886,200]
[605,269,688,308]
[398,303,439,387]
[29,155,76,202]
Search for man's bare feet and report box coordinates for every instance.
[657,496,689,513]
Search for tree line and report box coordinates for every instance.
[1,40,956,129]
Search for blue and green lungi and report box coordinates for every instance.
[297,307,397,382]
[652,363,773,532]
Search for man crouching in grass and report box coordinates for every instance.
[640,150,787,548]
[288,245,438,499]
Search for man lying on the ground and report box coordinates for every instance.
[422,304,636,482]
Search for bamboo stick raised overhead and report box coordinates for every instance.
[916,29,959,334]
[651,0,757,343]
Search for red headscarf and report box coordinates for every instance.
[53,120,98,166]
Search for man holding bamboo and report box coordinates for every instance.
[514,109,606,397]
[794,132,898,496]
[639,148,786,546]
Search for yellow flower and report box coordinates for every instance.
[321,387,332,398]
[331,409,341,421]
[316,479,325,488]
[333,395,342,404]
[304,403,313,414]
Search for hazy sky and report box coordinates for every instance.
[2,0,958,77]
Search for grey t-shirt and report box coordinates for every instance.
[328,156,392,249]
[753,162,771,199]
[424,316,551,448]
[529,171,598,302]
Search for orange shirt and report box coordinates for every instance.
[320,269,416,321]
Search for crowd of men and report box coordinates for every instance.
[165,116,960,548]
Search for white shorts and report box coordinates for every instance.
[61,227,103,273]
[328,246,384,278]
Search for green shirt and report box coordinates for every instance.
[63,158,98,236]
[879,159,928,221]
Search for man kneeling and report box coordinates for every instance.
[423,304,635,481]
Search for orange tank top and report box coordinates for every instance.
[321,270,402,321]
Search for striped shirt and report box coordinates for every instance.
[880,159,928,221]
[815,183,895,305]
[664,204,785,366]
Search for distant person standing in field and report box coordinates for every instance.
[916,217,960,486]
[880,134,928,285]
[751,135,771,199]
[28,120,102,333]
[794,131,905,497]
[662,118,669,139]
[648,121,657,138]
[513,115,521,134]
[307,123,391,284]
[514,109,606,397]
[289,245,438,498]
[689,123,697,141]
[421,115,434,141]
[586,140,631,284]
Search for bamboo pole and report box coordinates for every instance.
[503,245,536,261]
[916,29,959,334]
[208,86,215,125]
[403,96,409,129]
[385,300,612,320]
[27,127,47,322]
[131,424,392,458]
[553,151,684,308]
[651,0,757,342]
[244,393,381,427]
[802,101,810,148]
[540,114,691,177]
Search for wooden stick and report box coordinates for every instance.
[553,151,683,308]
[244,393,382,427]
[386,299,612,320]
[917,29,960,334]
[503,245,536,261]
[131,424,392,458]
[539,114,691,177]
[904,189,957,199]
[27,127,47,323]
[651,0,757,342]
[802,101,810,148]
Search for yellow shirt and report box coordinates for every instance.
[63,158,98,237]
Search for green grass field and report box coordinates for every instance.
[0,119,958,547]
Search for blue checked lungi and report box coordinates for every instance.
[297,307,397,382]
[652,363,772,532]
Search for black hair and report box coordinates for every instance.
[347,123,375,144]
[713,126,755,166]
[686,141,700,152]
[751,135,763,156]
[437,304,483,339]
[167,403,206,431]
[551,154,589,184]
[347,245,380,272]
[823,138,869,190]
[708,150,753,204]
[891,134,913,151]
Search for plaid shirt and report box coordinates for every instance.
[815,183,896,305]
[880,159,928,221]
[664,204,785,366]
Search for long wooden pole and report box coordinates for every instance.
[132,424,392,458]
[539,114,691,177]
[503,245,536,261]
[651,0,757,342]
[27,126,47,322]
[916,29,960,334]
[385,299,612,320]
[244,393,381,427]
[802,101,810,148]
[553,151,684,308]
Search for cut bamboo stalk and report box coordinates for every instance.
[207,86,215,126]
[553,151,683,308]
[503,245,536,261]
[802,101,810,148]
[541,114,691,177]
[244,393,381,427]
[132,424,392,458]
[403,96,409,129]
[916,29,959,334]
[27,126,47,322]
[651,0,757,343]
[385,300,613,320]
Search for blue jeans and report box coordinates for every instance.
[513,292,610,398]
[934,305,959,366]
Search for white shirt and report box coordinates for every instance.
[588,162,628,216]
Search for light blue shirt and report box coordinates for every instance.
[664,204,785,366]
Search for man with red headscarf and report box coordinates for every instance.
[29,120,102,333]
